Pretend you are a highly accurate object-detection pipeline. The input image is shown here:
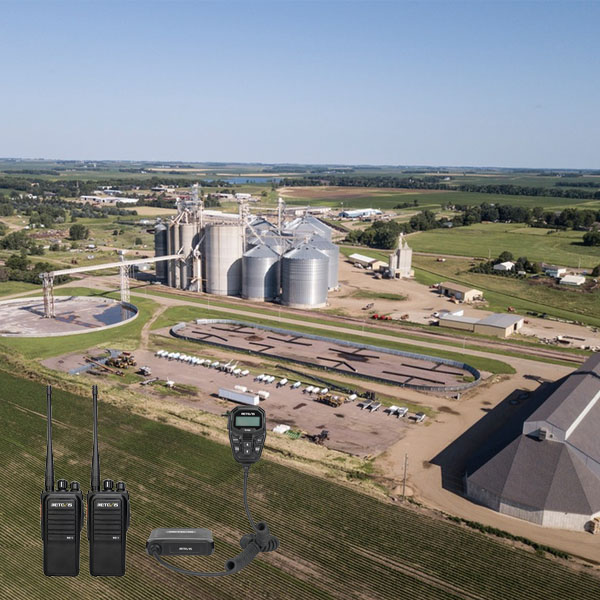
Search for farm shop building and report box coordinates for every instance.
[466,353,600,532]
[438,313,524,338]
[438,282,482,303]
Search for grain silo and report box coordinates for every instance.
[281,245,329,308]
[167,222,180,288]
[261,230,291,256]
[309,235,339,290]
[179,222,196,289]
[242,244,280,301]
[154,223,168,283]
[283,215,333,241]
[204,223,243,296]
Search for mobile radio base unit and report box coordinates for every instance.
[146,405,279,576]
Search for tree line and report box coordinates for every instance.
[346,203,600,250]
[280,175,600,200]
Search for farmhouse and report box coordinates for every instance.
[466,353,600,531]
[543,265,567,278]
[438,282,483,303]
[493,261,515,272]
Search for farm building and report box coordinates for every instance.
[438,314,479,332]
[466,353,600,531]
[438,312,524,338]
[493,261,515,272]
[339,208,382,219]
[80,195,139,204]
[388,234,413,279]
[474,313,524,337]
[543,265,567,278]
[438,282,483,303]
[560,275,586,286]
[348,253,387,271]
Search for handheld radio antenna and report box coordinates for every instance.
[91,385,100,492]
[45,385,54,492]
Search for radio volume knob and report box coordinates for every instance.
[70,481,80,491]
[116,481,126,491]
[103,479,114,491]
[57,479,68,491]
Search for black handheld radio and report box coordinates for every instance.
[146,404,279,576]
[87,385,130,576]
[41,385,84,577]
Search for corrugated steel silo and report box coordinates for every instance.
[204,224,243,296]
[242,244,280,301]
[179,222,196,289]
[154,223,168,283]
[281,245,329,308]
[310,235,339,290]
[261,230,291,256]
[168,222,180,288]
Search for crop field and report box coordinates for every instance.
[2,371,600,600]
[412,257,600,328]
[408,223,599,268]
[278,187,600,211]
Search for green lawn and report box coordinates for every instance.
[3,371,600,600]
[408,223,599,268]
[0,281,40,297]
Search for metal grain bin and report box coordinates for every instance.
[309,234,339,290]
[242,244,280,301]
[179,222,196,289]
[154,223,168,283]
[204,224,243,296]
[281,245,329,308]
[167,222,180,288]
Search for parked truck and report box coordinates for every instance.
[218,387,260,406]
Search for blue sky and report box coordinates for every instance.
[0,0,598,168]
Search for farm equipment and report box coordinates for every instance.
[314,393,345,408]
[399,314,409,320]
[106,352,137,369]
[362,303,374,310]
[138,366,152,376]
[307,430,330,445]
[84,356,123,377]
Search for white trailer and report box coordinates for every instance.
[218,387,260,406]
[257,390,270,400]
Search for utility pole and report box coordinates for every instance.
[402,453,408,501]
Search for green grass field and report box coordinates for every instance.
[2,371,600,600]
[408,223,600,268]
[412,257,600,328]
[0,281,40,297]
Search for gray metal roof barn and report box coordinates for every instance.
[466,353,600,531]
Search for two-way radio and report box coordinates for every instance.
[41,385,84,577]
[146,405,279,576]
[87,385,130,576]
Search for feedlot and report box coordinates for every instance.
[175,320,474,390]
